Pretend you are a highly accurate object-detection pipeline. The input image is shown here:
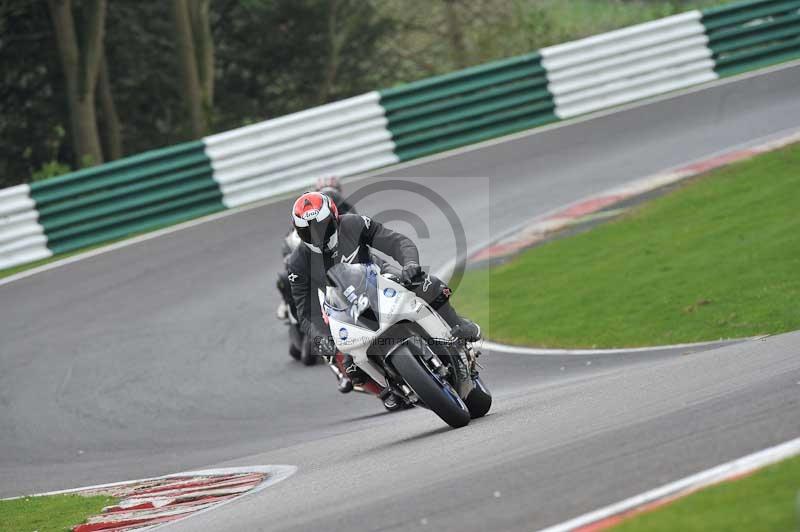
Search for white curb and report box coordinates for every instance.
[479,337,756,356]
[538,436,800,531]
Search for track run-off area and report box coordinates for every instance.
[1,62,799,531]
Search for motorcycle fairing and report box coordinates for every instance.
[319,264,453,386]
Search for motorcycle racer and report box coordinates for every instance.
[276,177,355,320]
[286,191,481,409]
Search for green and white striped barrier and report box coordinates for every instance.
[0,185,50,269]
[703,0,800,77]
[204,92,397,209]
[378,53,556,160]
[28,141,222,256]
[541,11,717,119]
[1,0,798,270]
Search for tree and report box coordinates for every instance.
[171,0,214,138]
[103,2,182,155]
[97,52,122,160]
[443,0,468,69]
[317,0,376,103]
[212,0,394,128]
[0,1,66,187]
[47,0,107,167]
[2,0,397,186]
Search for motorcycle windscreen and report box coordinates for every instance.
[325,263,381,331]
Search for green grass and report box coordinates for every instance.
[532,0,722,46]
[0,211,214,280]
[454,142,800,348]
[0,214,210,280]
[0,233,145,279]
[378,0,723,84]
[0,494,117,532]
[0,246,103,280]
[613,454,800,531]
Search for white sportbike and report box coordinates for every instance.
[319,262,491,428]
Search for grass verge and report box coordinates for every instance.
[0,244,110,280]
[613,454,800,531]
[0,212,219,280]
[0,494,117,532]
[454,142,800,347]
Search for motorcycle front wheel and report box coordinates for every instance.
[391,344,470,428]
[465,377,492,419]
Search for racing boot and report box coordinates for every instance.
[436,300,482,342]
[336,372,354,394]
[341,354,368,391]
[450,318,481,342]
[327,360,353,393]
[379,388,403,412]
[325,355,355,394]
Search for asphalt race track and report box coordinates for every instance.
[2,63,800,531]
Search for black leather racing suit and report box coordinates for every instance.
[276,194,356,318]
[286,213,454,344]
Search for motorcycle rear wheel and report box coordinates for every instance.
[300,337,318,366]
[289,344,301,360]
[288,325,303,361]
[391,345,470,428]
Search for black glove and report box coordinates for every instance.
[315,335,337,360]
[400,262,422,285]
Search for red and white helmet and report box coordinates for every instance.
[292,191,339,253]
[315,175,342,193]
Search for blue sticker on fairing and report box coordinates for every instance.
[383,288,396,297]
[338,327,349,340]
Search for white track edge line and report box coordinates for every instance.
[2,60,798,288]
[537,436,800,532]
[479,337,757,356]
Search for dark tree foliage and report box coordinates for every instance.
[0,0,394,187]
[103,2,184,155]
[0,2,67,188]
[0,0,705,187]
[48,0,108,168]
[213,0,394,131]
